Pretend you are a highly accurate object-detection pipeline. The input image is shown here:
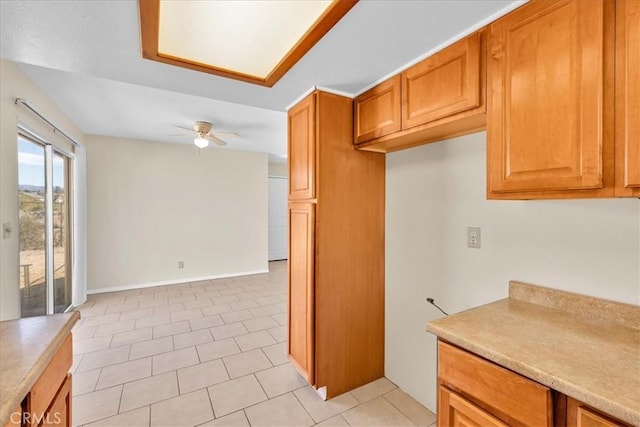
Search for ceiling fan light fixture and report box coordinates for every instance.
[194,136,209,148]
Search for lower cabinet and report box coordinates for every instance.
[437,340,630,427]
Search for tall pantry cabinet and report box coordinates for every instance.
[287,90,385,399]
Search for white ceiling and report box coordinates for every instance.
[0,0,523,160]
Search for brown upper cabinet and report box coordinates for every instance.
[615,0,640,197]
[354,75,401,144]
[487,0,616,199]
[288,94,316,200]
[355,30,487,153]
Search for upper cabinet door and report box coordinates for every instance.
[288,93,316,200]
[354,75,402,144]
[487,0,612,196]
[402,32,482,129]
[615,0,640,197]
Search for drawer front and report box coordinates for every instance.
[438,341,552,426]
[29,334,72,423]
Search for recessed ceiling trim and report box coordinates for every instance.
[138,0,358,87]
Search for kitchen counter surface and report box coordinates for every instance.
[427,282,640,425]
[0,311,80,426]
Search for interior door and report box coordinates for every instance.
[268,177,288,261]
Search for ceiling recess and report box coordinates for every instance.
[138,0,358,87]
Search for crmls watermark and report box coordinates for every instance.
[11,411,62,425]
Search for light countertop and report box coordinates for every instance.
[427,282,640,426]
[0,311,80,426]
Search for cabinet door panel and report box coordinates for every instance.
[567,398,630,427]
[439,386,508,427]
[615,0,640,196]
[402,32,481,129]
[288,93,316,200]
[42,374,71,426]
[354,75,401,144]
[288,202,315,384]
[488,0,608,194]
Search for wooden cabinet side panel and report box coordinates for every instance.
[615,0,640,196]
[402,32,481,129]
[29,334,72,424]
[287,202,315,385]
[487,0,614,196]
[41,374,71,426]
[288,93,316,200]
[315,92,385,398]
[438,341,552,427]
[354,75,402,144]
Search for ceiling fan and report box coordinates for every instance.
[171,121,238,148]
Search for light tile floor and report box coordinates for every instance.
[71,261,436,427]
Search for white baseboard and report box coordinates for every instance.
[87,269,270,295]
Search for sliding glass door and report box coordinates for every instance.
[18,133,73,317]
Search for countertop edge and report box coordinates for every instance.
[0,311,80,427]
[427,322,639,426]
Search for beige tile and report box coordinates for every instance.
[120,371,179,412]
[135,313,171,329]
[111,327,152,348]
[173,329,213,349]
[189,314,224,331]
[94,319,136,337]
[97,357,152,389]
[72,368,101,396]
[294,386,358,423]
[153,302,185,315]
[221,309,253,323]
[153,320,190,338]
[77,345,130,372]
[234,330,276,351]
[74,335,112,355]
[177,359,229,394]
[314,415,350,426]
[73,385,122,425]
[208,375,267,418]
[244,393,313,427]
[72,325,97,340]
[201,304,232,316]
[119,307,155,321]
[105,302,139,313]
[350,377,397,403]
[179,286,205,296]
[197,338,241,362]
[210,322,248,340]
[255,363,307,398]
[152,346,199,374]
[86,407,150,427]
[271,313,287,326]
[261,342,289,366]
[183,298,213,310]
[223,349,272,378]
[255,296,281,306]
[80,313,121,328]
[170,309,203,323]
[199,410,249,426]
[71,353,83,374]
[242,316,279,332]
[342,396,413,426]
[168,294,197,304]
[384,388,435,426]
[229,300,259,310]
[150,388,214,426]
[249,304,280,318]
[267,325,287,342]
[130,336,173,359]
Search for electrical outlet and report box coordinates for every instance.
[178,261,184,269]
[467,227,481,248]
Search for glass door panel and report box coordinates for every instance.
[53,152,71,313]
[18,136,47,317]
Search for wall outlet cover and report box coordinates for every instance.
[467,227,481,248]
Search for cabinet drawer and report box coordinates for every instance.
[29,334,72,423]
[438,341,552,426]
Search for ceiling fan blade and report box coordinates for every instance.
[208,135,228,146]
[174,125,195,131]
[211,132,239,138]
[168,133,191,137]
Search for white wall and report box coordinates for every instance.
[0,59,86,320]
[268,161,287,177]
[85,135,268,292]
[385,131,640,412]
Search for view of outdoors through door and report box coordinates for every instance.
[18,134,72,317]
